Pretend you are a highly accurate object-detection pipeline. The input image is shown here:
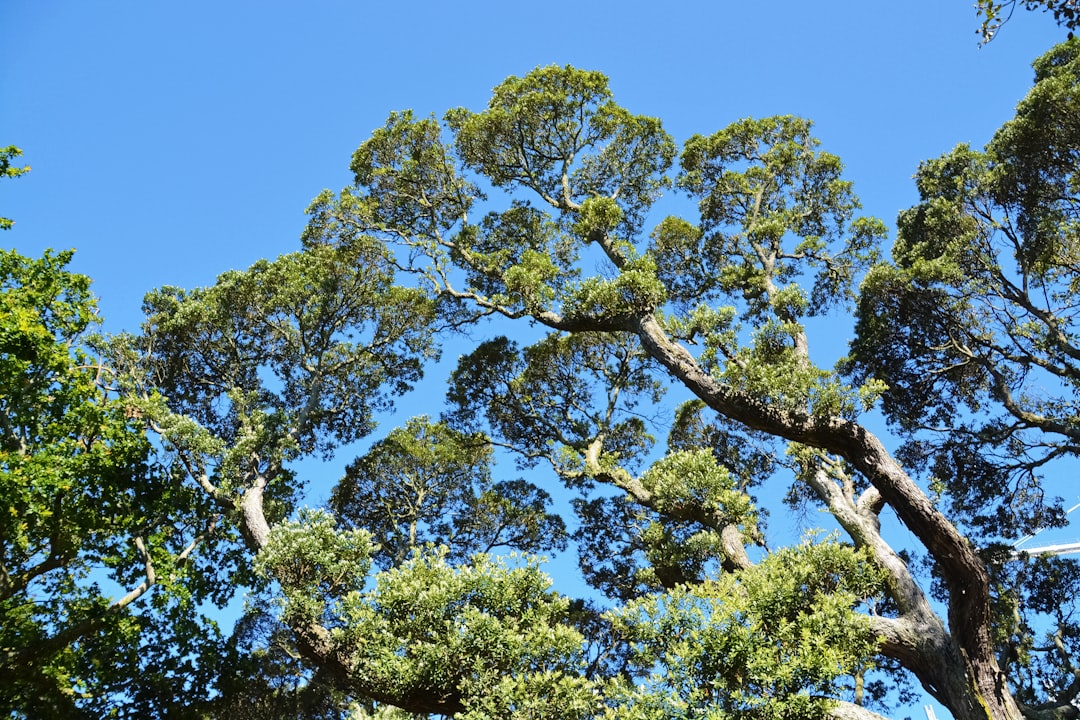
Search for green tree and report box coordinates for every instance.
[97,44,1080,720]
[330,416,566,569]
[106,237,460,715]
[284,57,1075,720]
[849,37,1080,717]
[0,249,230,718]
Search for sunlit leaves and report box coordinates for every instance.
[610,539,886,720]
[28,52,1067,719]
[256,509,375,625]
[446,64,674,222]
[671,115,882,322]
[0,146,30,230]
[336,550,586,715]
[640,449,757,530]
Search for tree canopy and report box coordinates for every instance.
[4,34,1080,720]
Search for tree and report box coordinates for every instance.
[89,44,1080,720]
[849,37,1080,717]
[330,415,567,569]
[0,249,230,718]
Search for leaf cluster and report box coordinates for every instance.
[331,417,566,569]
[608,538,886,720]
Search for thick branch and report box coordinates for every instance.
[825,699,893,720]
[583,437,754,571]
[631,312,1014,717]
[804,466,932,618]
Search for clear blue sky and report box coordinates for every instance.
[1,3,1075,717]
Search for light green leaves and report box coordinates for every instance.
[256,509,374,625]
[1,146,30,230]
[640,449,757,530]
[610,538,886,720]
[336,549,586,716]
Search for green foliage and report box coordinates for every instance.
[334,65,678,328]
[639,449,758,530]
[204,601,360,719]
[346,110,476,245]
[0,249,226,717]
[336,550,588,716]
[256,509,375,625]
[672,116,882,321]
[976,0,1079,43]
[447,65,674,233]
[609,538,886,720]
[20,47,1080,720]
[1,145,30,230]
[79,236,442,715]
[846,39,1080,709]
[446,331,662,484]
[331,417,566,568]
[848,39,1080,537]
[140,240,436,460]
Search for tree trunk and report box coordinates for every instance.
[631,314,1026,720]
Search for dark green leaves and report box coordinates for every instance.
[446,332,661,483]
[448,66,615,202]
[671,116,882,320]
[0,250,219,717]
[141,240,436,463]
[848,41,1080,544]
[331,417,566,568]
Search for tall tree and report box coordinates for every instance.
[287,54,1080,719]
[849,37,1080,717]
[101,42,1080,720]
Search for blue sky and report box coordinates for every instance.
[2,2,1077,716]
